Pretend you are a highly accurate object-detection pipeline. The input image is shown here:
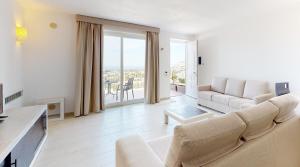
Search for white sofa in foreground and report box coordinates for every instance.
[116,94,300,167]
[198,77,273,113]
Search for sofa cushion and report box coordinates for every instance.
[165,113,246,167]
[198,85,211,91]
[198,91,220,101]
[253,93,274,104]
[240,103,256,109]
[269,94,299,123]
[148,136,172,162]
[243,80,269,99]
[229,98,255,109]
[211,77,227,94]
[236,101,279,141]
[225,79,246,97]
[116,135,164,167]
[212,94,237,105]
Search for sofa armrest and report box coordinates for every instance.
[116,135,164,167]
[253,93,274,104]
[198,84,211,91]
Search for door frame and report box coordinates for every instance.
[104,30,146,108]
[169,39,198,98]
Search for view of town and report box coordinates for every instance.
[103,35,145,104]
[170,61,186,85]
[103,37,187,103]
[104,69,144,93]
[104,69,144,104]
[170,41,186,85]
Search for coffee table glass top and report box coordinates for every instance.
[167,106,207,119]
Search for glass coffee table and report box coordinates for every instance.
[164,106,215,124]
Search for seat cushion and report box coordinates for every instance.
[211,77,227,94]
[225,78,246,97]
[165,113,246,167]
[229,98,255,109]
[212,94,237,105]
[198,91,220,101]
[148,136,172,162]
[243,80,269,99]
[269,94,299,123]
[116,135,164,167]
[236,101,279,141]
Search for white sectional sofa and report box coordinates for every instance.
[116,94,300,167]
[198,77,273,113]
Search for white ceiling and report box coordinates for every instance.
[23,0,300,35]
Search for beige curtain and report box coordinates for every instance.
[75,21,104,116]
[145,31,160,104]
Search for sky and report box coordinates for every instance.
[104,35,186,70]
[170,41,186,67]
[104,35,145,70]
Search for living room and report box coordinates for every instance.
[1,0,300,167]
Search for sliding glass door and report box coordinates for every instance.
[103,31,145,106]
[103,35,122,105]
[123,38,145,101]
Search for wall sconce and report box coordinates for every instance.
[16,26,27,43]
[49,22,58,29]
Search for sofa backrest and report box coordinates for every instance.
[235,101,279,141]
[165,113,246,167]
[243,80,269,99]
[166,94,299,167]
[269,94,299,123]
[211,77,227,94]
[210,78,269,99]
[203,94,299,167]
[204,116,300,167]
[225,78,246,97]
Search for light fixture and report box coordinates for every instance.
[49,22,58,29]
[16,26,27,43]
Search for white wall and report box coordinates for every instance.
[21,8,194,112]
[23,8,76,113]
[0,0,24,110]
[197,6,300,93]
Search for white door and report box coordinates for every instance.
[186,40,198,98]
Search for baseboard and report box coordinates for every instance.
[160,97,171,101]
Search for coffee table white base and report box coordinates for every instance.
[164,110,214,124]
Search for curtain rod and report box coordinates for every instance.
[76,15,160,33]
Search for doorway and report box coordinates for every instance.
[170,39,198,98]
[103,31,146,107]
[170,39,186,97]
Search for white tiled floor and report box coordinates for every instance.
[34,96,214,167]
[170,90,184,97]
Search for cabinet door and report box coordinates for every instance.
[10,112,46,167]
[0,153,11,167]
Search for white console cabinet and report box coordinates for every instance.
[0,105,47,167]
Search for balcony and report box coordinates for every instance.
[104,70,145,105]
